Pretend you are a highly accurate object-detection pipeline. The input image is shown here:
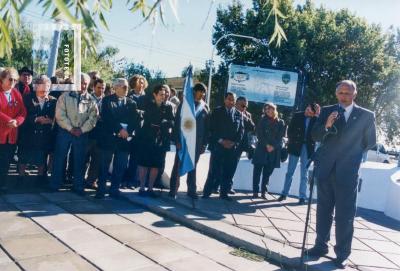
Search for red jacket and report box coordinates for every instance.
[0,88,27,144]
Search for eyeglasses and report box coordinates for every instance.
[337,92,353,96]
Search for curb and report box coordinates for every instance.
[120,191,355,271]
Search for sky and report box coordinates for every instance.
[22,0,400,77]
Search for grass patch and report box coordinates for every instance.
[229,247,265,262]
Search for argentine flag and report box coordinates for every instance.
[178,66,196,176]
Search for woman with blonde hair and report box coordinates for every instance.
[252,102,285,198]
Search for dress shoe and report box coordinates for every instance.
[94,193,105,200]
[252,193,259,198]
[277,195,287,201]
[333,258,348,269]
[304,246,329,258]
[298,198,306,205]
[211,188,219,194]
[228,189,236,195]
[187,192,199,200]
[261,193,267,199]
[168,192,177,199]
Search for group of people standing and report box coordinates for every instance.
[0,66,377,267]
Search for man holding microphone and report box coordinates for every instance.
[307,80,376,268]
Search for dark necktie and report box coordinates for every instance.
[335,106,346,133]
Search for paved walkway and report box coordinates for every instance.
[0,192,287,271]
[116,188,400,271]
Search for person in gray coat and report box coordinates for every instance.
[252,102,285,199]
[307,80,376,268]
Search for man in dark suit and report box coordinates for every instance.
[203,92,245,200]
[307,80,376,268]
[278,103,320,204]
[95,78,140,199]
[169,83,210,199]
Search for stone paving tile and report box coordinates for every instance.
[269,218,307,232]
[55,228,113,246]
[281,229,317,245]
[18,252,97,271]
[354,229,390,241]
[3,194,46,204]
[1,233,69,261]
[358,220,399,233]
[131,265,168,271]
[359,239,400,254]
[40,192,86,203]
[77,213,133,227]
[305,258,358,271]
[14,202,65,215]
[161,229,231,254]
[128,237,196,264]
[0,248,13,265]
[349,250,399,269]
[56,200,106,214]
[381,253,400,268]
[204,249,287,271]
[30,212,92,233]
[164,255,231,271]
[101,224,163,244]
[91,250,155,271]
[358,267,400,271]
[377,231,400,243]
[353,220,369,229]
[0,214,46,240]
[0,262,21,271]
[233,214,274,228]
[352,238,375,251]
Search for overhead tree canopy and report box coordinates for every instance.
[209,0,400,144]
[0,0,286,59]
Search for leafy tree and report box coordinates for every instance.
[123,61,166,92]
[210,0,400,143]
[0,0,286,58]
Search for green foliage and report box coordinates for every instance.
[123,61,166,92]
[0,0,287,59]
[0,22,32,69]
[81,46,120,83]
[211,0,400,144]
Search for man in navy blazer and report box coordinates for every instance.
[308,80,376,268]
[203,92,245,200]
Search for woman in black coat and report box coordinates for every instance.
[18,75,56,185]
[252,102,286,198]
[136,85,174,197]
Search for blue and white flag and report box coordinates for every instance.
[178,65,196,176]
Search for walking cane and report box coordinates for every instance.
[300,158,316,267]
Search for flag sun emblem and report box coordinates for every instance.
[183,118,194,132]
